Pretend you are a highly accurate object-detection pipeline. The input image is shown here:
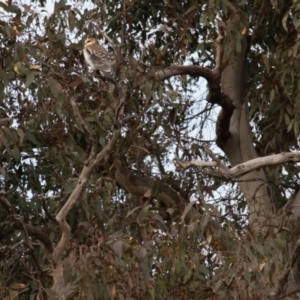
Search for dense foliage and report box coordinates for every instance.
[1,0,300,299]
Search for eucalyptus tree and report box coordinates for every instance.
[1,0,300,299]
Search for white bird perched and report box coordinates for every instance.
[83,37,118,84]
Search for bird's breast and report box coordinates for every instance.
[83,49,97,70]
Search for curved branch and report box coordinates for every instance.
[155,25,234,146]
[156,65,214,81]
[114,166,185,208]
[114,165,234,254]
[52,127,121,289]
[51,89,124,292]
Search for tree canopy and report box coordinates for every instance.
[1,0,300,299]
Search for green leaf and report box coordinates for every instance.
[111,240,123,260]
[99,136,106,147]
[293,13,300,29]
[284,113,290,125]
[26,132,40,145]
[0,164,6,177]
[272,237,286,250]
[294,120,299,137]
[270,89,275,102]
[25,72,35,87]
[74,145,85,162]
[262,56,270,74]
[0,2,9,11]
[16,128,24,145]
[149,286,155,300]
[11,145,20,161]
[180,201,195,223]
[137,205,150,225]
[80,76,91,84]
[2,127,14,142]
[183,5,197,16]
[287,119,294,132]
[125,206,140,218]
[68,11,77,31]
[282,10,289,32]
[183,269,192,284]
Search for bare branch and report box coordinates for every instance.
[51,75,124,293]
[114,165,235,255]
[209,23,235,146]
[69,94,94,138]
[156,25,223,82]
[203,146,230,174]
[156,65,213,81]
[175,152,300,180]
[212,21,224,77]
[52,127,121,291]
[154,25,234,146]
[174,158,218,170]
[98,29,115,48]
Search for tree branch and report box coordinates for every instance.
[175,152,300,180]
[114,164,235,255]
[155,24,234,146]
[51,89,123,294]
[52,126,121,290]
[0,194,53,254]
[212,21,224,77]
[98,28,115,48]
[69,93,98,161]
[156,65,213,81]
[209,24,235,146]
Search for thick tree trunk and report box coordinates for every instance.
[220,35,273,232]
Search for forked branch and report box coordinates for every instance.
[51,91,123,294]
[156,24,234,146]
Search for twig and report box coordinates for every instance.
[69,94,94,138]
[41,196,58,224]
[98,29,115,48]
[69,93,98,165]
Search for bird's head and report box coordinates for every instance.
[84,37,98,47]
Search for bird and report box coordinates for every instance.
[83,37,117,84]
